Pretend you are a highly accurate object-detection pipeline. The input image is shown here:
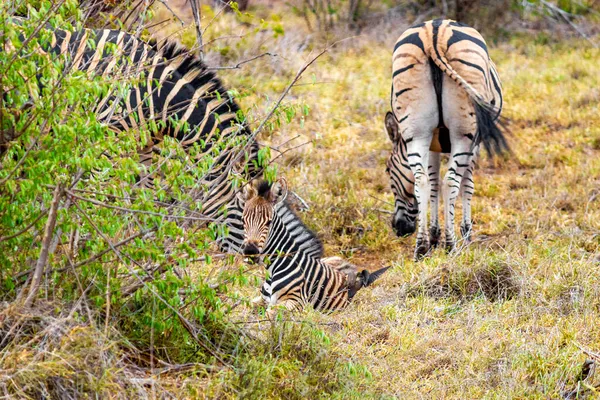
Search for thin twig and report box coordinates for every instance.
[368,193,394,207]
[208,52,277,70]
[265,134,302,153]
[537,0,597,47]
[290,191,310,212]
[12,229,154,283]
[154,362,222,374]
[65,190,211,222]
[575,342,600,362]
[373,208,394,215]
[268,140,312,165]
[202,0,232,34]
[240,38,351,163]
[189,0,204,60]
[156,0,185,26]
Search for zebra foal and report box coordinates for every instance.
[239,179,389,317]
[385,19,508,259]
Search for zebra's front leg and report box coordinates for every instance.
[428,151,441,248]
[459,151,477,244]
[266,299,300,320]
[443,144,474,252]
[407,138,432,259]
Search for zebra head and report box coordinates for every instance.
[384,112,418,237]
[239,178,288,257]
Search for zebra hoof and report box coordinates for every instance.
[429,226,441,248]
[414,241,430,260]
[444,240,455,253]
[461,223,472,243]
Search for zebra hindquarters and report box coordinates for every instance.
[440,72,479,252]
[391,43,442,259]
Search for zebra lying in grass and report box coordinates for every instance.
[385,19,508,259]
[239,178,389,317]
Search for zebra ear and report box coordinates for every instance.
[271,177,288,205]
[237,182,257,203]
[385,112,399,142]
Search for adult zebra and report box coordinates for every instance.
[239,178,389,316]
[384,19,508,259]
[4,18,261,252]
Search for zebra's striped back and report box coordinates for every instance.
[393,19,503,105]
[7,19,261,252]
[32,28,250,149]
[391,19,504,152]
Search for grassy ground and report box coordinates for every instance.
[190,6,600,398]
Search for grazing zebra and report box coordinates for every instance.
[385,19,508,259]
[239,178,389,316]
[5,18,261,252]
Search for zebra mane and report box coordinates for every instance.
[275,200,324,259]
[256,180,272,198]
[148,37,245,122]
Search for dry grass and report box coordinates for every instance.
[197,8,600,397]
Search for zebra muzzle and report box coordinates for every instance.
[392,214,416,237]
[242,242,260,257]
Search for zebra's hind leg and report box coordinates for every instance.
[459,149,478,244]
[442,142,475,252]
[406,137,433,259]
[441,73,478,253]
[428,151,441,248]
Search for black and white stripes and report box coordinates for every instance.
[240,179,388,316]
[384,19,507,259]
[7,19,261,253]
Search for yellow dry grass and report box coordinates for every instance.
[198,10,600,397]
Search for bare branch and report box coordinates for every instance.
[250,47,329,141]
[575,342,600,362]
[208,52,278,70]
[156,0,185,26]
[189,0,204,60]
[268,140,312,165]
[12,229,154,283]
[202,1,233,34]
[22,184,63,307]
[368,193,394,207]
[65,189,212,222]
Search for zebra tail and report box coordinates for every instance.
[428,49,509,157]
[473,101,509,156]
[362,266,391,287]
[347,266,390,300]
